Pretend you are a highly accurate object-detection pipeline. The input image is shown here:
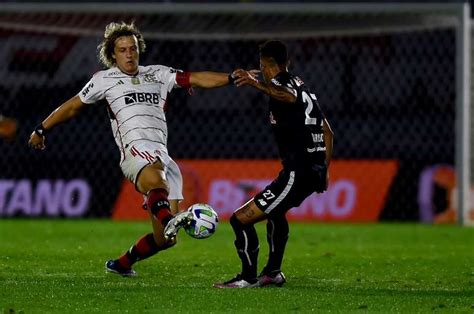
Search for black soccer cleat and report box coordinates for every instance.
[105,260,137,277]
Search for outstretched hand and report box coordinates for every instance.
[313,164,329,194]
[28,132,46,150]
[232,69,261,87]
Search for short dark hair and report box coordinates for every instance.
[259,40,288,65]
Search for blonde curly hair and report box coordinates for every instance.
[98,21,146,68]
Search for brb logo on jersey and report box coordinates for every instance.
[124,92,160,105]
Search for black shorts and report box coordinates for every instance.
[254,164,327,217]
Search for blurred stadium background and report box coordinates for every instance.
[0,1,472,225]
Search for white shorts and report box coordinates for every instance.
[120,142,184,201]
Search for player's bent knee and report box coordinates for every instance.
[137,166,169,193]
[230,213,246,231]
[234,200,266,225]
[144,178,169,193]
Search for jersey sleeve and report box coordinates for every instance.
[78,73,105,104]
[158,66,190,92]
[175,71,191,88]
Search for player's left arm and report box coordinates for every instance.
[320,117,334,191]
[188,72,232,89]
[322,118,334,167]
[233,69,296,103]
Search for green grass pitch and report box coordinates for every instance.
[1,220,473,313]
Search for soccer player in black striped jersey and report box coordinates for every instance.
[214,40,334,288]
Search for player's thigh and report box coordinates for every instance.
[254,169,313,217]
[136,161,169,194]
[234,199,267,225]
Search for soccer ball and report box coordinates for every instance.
[184,203,218,239]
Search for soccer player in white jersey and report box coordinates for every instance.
[28,22,235,277]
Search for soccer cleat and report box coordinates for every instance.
[164,211,194,240]
[257,271,286,287]
[105,260,137,277]
[213,274,259,289]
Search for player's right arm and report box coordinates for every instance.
[321,118,334,191]
[232,69,296,103]
[28,95,87,150]
[189,72,231,89]
[322,118,334,167]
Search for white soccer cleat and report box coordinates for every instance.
[164,211,194,240]
[213,274,259,289]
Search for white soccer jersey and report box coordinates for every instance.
[78,65,181,161]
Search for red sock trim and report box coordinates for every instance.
[118,253,132,269]
[135,234,153,254]
[118,233,159,269]
[147,188,172,224]
[146,188,169,210]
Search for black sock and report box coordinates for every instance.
[263,216,289,275]
[230,214,259,281]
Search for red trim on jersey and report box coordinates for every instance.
[176,71,191,88]
[144,151,155,162]
[135,148,146,160]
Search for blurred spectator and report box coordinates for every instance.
[0,115,17,141]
